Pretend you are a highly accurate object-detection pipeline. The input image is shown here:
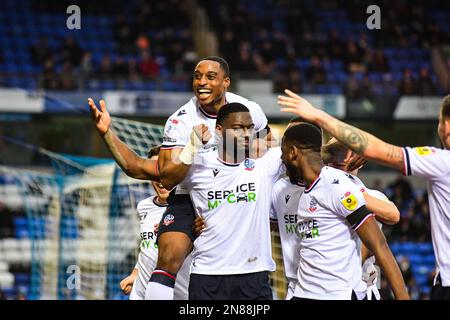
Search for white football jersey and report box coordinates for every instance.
[183,147,283,275]
[270,177,304,299]
[161,92,268,195]
[293,166,373,300]
[348,174,389,300]
[129,196,191,300]
[402,146,450,286]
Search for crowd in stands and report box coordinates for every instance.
[201,0,449,96]
[1,0,449,95]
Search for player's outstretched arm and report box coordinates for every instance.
[159,124,211,190]
[88,98,159,181]
[363,193,400,225]
[278,89,405,172]
[356,216,409,300]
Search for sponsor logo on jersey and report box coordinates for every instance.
[212,169,220,177]
[244,158,255,171]
[206,183,257,209]
[414,146,433,156]
[162,214,175,226]
[308,198,318,212]
[296,219,320,240]
[339,191,358,211]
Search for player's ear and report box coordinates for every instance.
[223,77,230,90]
[215,124,223,136]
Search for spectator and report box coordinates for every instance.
[98,55,113,77]
[369,49,390,73]
[306,55,327,84]
[59,62,77,90]
[417,67,437,95]
[139,50,160,78]
[59,36,84,67]
[30,37,53,65]
[40,58,58,90]
[344,41,366,73]
[398,68,417,95]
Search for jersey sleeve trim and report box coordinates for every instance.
[346,205,375,230]
[161,145,186,150]
[402,147,411,176]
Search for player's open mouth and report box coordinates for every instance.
[197,88,212,98]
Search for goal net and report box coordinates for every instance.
[0,117,287,300]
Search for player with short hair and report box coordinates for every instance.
[119,146,191,300]
[182,103,282,299]
[280,123,409,300]
[89,56,269,299]
[322,137,400,300]
[278,89,450,300]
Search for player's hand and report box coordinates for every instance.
[120,270,138,295]
[346,153,368,172]
[193,124,212,145]
[193,215,205,236]
[88,98,111,136]
[362,264,378,285]
[277,89,322,123]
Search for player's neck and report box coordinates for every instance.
[219,147,246,164]
[200,96,226,115]
[302,156,324,188]
[154,196,167,206]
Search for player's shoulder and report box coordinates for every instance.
[273,176,291,192]
[136,197,155,212]
[320,166,350,183]
[406,146,449,158]
[226,92,262,109]
[166,97,197,121]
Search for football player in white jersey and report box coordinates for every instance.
[181,103,282,299]
[280,123,409,300]
[278,90,450,300]
[119,147,191,300]
[322,138,400,300]
[89,56,269,299]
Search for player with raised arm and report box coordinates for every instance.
[278,90,450,300]
[181,103,282,299]
[322,137,400,300]
[280,123,409,300]
[89,56,269,299]
[119,147,191,300]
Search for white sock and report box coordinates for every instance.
[145,282,174,300]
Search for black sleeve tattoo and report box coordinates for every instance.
[336,124,369,154]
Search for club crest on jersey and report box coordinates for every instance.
[339,191,358,211]
[414,146,433,156]
[308,198,318,212]
[162,214,175,226]
[244,158,255,171]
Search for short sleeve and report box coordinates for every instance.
[258,147,284,177]
[161,116,189,149]
[325,174,373,230]
[403,146,450,178]
[247,100,268,133]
